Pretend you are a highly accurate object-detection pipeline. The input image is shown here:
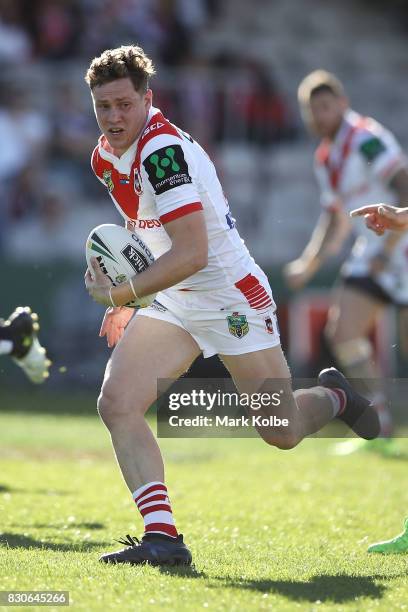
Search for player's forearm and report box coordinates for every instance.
[111,244,208,305]
[301,211,341,265]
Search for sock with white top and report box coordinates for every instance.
[132,481,178,539]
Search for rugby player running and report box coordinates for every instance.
[84,47,379,565]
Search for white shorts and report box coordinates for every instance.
[136,272,281,358]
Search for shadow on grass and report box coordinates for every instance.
[158,565,208,579]
[210,572,408,603]
[0,483,71,496]
[12,522,105,530]
[0,532,109,553]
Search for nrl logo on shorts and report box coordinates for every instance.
[134,168,143,195]
[227,312,249,339]
[102,170,114,192]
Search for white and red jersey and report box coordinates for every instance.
[314,109,408,300]
[91,106,273,308]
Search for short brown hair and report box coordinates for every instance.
[85,45,156,92]
[298,70,345,107]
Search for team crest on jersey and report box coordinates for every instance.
[227,312,249,339]
[102,170,114,192]
[134,168,143,195]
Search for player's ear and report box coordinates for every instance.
[144,89,152,109]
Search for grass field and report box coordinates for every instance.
[1,390,408,611]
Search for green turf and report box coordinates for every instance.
[1,398,408,611]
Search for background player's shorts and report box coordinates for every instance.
[341,233,408,305]
[136,272,280,358]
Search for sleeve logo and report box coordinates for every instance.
[143,145,192,195]
[360,137,386,162]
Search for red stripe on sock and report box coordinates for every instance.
[136,494,168,508]
[134,484,167,504]
[332,388,347,415]
[145,523,178,538]
[139,504,172,517]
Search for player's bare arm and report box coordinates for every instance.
[284,208,350,290]
[86,210,208,306]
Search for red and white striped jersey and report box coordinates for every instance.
[91,106,266,292]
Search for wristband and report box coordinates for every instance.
[129,277,139,300]
[109,286,117,307]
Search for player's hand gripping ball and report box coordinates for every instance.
[85,224,157,308]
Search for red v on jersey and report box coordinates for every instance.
[91,111,181,220]
[315,117,369,190]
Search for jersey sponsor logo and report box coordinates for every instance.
[360,137,386,162]
[143,145,192,195]
[127,219,162,230]
[142,121,164,139]
[227,312,249,339]
[121,244,151,274]
[134,168,143,195]
[102,169,114,192]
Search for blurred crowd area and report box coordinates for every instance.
[0,0,298,264]
[1,0,408,385]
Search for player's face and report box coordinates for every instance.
[92,78,152,156]
[305,91,348,139]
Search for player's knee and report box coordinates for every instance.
[97,385,135,427]
[329,336,372,368]
[97,388,117,427]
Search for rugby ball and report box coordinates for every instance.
[86,224,156,308]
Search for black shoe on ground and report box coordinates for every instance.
[99,533,193,565]
[318,367,380,440]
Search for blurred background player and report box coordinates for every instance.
[0,306,50,384]
[351,202,408,553]
[284,70,408,449]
